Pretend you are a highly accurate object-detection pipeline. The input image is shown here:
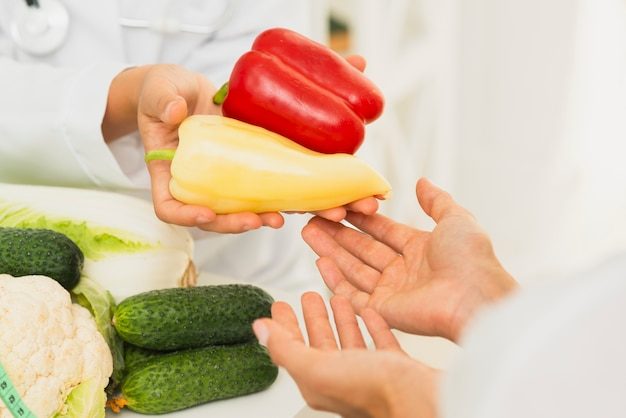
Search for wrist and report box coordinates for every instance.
[449,266,518,342]
[102,65,153,142]
[384,362,439,418]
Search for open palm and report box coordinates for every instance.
[254,292,438,418]
[302,178,517,342]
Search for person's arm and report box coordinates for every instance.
[101,65,150,142]
[302,177,519,342]
[254,292,439,418]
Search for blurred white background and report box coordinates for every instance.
[298,3,626,416]
[313,0,626,288]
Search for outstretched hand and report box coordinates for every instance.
[253,292,438,418]
[302,178,518,342]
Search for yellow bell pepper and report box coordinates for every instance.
[145,115,391,214]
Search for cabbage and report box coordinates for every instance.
[72,277,125,393]
[0,183,196,302]
[54,379,107,418]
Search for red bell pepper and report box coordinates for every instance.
[213,28,384,154]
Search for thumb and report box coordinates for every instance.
[139,69,189,124]
[416,177,468,223]
[160,96,188,125]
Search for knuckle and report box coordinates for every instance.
[153,206,169,222]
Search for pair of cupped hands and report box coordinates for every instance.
[104,58,518,418]
[253,177,518,418]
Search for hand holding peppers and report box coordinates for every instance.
[146,116,390,214]
[213,28,384,154]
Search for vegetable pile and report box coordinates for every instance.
[0,194,278,415]
[0,182,196,302]
[110,285,277,414]
[0,183,201,416]
[149,28,391,214]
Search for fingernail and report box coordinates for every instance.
[243,223,261,231]
[163,100,178,121]
[253,320,269,347]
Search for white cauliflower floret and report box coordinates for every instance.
[0,274,112,418]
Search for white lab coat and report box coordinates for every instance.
[0,0,324,293]
[446,0,626,287]
[441,254,626,418]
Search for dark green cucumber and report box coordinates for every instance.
[0,227,83,290]
[124,343,164,370]
[119,342,278,414]
[113,284,273,350]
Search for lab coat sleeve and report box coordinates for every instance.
[0,57,135,189]
[439,255,626,418]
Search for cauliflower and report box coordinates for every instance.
[0,274,113,418]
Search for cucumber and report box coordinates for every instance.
[118,342,278,414]
[113,284,273,350]
[124,343,163,370]
[0,227,83,290]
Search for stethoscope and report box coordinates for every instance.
[10,0,69,56]
[10,0,234,56]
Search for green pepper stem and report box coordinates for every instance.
[144,149,176,162]
[212,82,230,105]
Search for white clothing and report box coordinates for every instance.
[442,0,626,285]
[0,0,324,293]
[442,255,626,418]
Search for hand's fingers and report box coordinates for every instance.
[346,55,367,72]
[415,177,471,223]
[344,197,379,215]
[253,318,315,376]
[271,301,305,343]
[315,257,356,293]
[312,197,379,222]
[302,221,381,293]
[313,207,347,222]
[330,296,366,349]
[315,258,372,314]
[139,72,189,123]
[302,292,338,351]
[361,308,404,353]
[189,75,221,116]
[160,96,188,125]
[258,212,285,229]
[149,160,272,232]
[306,217,398,272]
[345,211,425,254]
[147,160,216,225]
[198,212,284,232]
[139,66,219,125]
[196,212,266,233]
